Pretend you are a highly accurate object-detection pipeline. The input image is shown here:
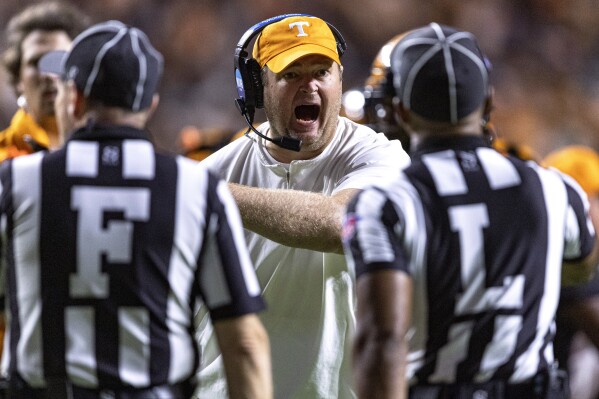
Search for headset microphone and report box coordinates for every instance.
[239,110,302,152]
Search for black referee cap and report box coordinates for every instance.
[390,23,490,124]
[39,20,163,112]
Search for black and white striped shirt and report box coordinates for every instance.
[0,125,264,389]
[344,135,596,385]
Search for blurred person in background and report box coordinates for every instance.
[544,145,599,399]
[340,32,411,149]
[0,1,90,161]
[178,125,239,161]
[492,136,538,162]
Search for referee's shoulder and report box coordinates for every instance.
[7,150,46,169]
[520,158,589,200]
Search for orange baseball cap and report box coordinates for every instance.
[543,145,599,195]
[252,15,341,73]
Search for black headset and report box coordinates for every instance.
[234,13,347,125]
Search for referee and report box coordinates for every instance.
[343,23,597,399]
[0,20,272,399]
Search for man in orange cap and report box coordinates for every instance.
[196,13,410,399]
[544,145,599,399]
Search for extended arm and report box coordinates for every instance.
[228,183,359,254]
[214,314,273,399]
[353,270,412,399]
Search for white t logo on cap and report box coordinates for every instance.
[289,21,309,37]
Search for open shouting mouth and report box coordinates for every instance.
[295,104,320,123]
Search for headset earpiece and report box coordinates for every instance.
[234,57,263,120]
[234,48,251,118]
[247,58,263,109]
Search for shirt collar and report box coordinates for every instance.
[67,120,152,143]
[410,134,491,158]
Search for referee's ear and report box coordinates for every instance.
[393,97,411,127]
[72,86,87,120]
[132,94,160,128]
[145,94,160,121]
[483,86,494,118]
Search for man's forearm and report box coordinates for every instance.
[228,184,359,253]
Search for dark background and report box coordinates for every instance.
[1,0,598,157]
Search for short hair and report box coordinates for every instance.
[2,1,90,91]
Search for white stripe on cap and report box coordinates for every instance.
[450,34,489,89]
[401,41,442,116]
[393,36,441,112]
[129,29,147,112]
[131,27,164,110]
[84,27,129,98]
[76,20,161,112]
[430,23,459,123]
[69,20,124,48]
[134,27,164,64]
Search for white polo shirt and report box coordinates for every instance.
[195,117,410,399]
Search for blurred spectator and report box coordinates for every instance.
[178,125,238,161]
[493,136,539,161]
[543,145,599,399]
[0,1,90,161]
[340,32,411,149]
